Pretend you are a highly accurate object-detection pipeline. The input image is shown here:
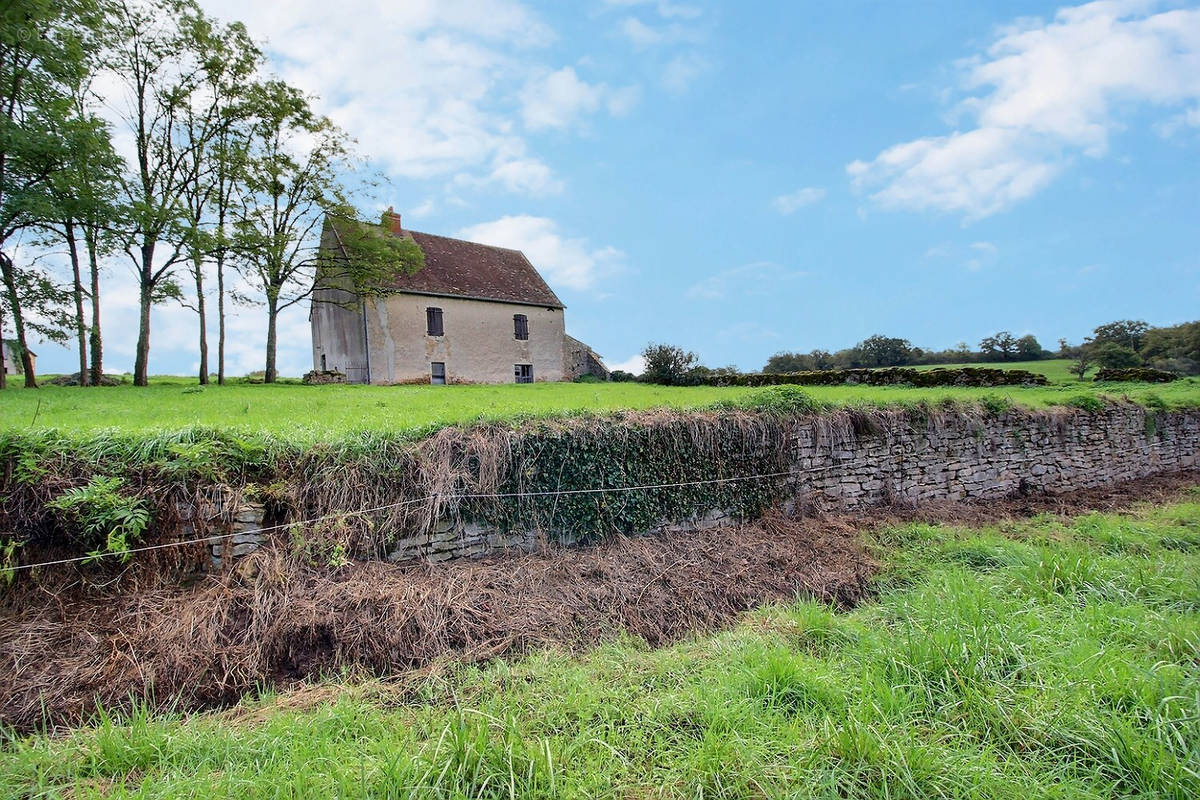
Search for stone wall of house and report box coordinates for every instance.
[206,406,1200,568]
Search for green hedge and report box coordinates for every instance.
[1094,367,1178,383]
[694,367,1049,388]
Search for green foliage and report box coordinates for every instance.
[45,476,150,561]
[1096,367,1178,383]
[640,342,699,385]
[572,373,602,383]
[1067,394,1107,412]
[696,366,1050,388]
[1092,342,1141,369]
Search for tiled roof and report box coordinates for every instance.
[324,220,564,309]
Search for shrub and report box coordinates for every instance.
[1091,342,1141,369]
[1094,367,1178,383]
[640,343,698,386]
[45,476,151,561]
[573,374,602,383]
[608,370,637,382]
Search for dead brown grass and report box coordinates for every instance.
[1,469,1195,734]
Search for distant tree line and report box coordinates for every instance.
[1,0,419,390]
[763,331,1052,374]
[628,319,1200,386]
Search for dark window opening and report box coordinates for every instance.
[426,307,444,336]
[431,362,446,385]
[320,354,327,370]
[514,364,533,384]
[513,314,529,340]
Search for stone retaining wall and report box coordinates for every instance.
[205,405,1200,568]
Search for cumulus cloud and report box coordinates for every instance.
[455,215,625,290]
[607,353,647,374]
[849,0,1200,219]
[686,261,808,300]
[198,0,564,194]
[519,66,638,131]
[771,186,826,214]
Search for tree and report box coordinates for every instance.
[233,82,423,382]
[857,334,913,367]
[979,331,1018,361]
[640,342,698,385]
[1069,347,1093,381]
[1016,334,1045,360]
[37,21,123,386]
[0,0,99,387]
[110,0,241,386]
[1090,319,1149,353]
[1091,342,1140,369]
[763,351,813,373]
[176,17,259,384]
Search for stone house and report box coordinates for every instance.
[311,208,607,384]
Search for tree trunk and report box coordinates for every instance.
[65,219,89,386]
[264,292,278,383]
[0,305,7,391]
[86,228,103,386]
[216,251,226,385]
[193,253,208,384]
[0,252,38,388]
[133,240,155,387]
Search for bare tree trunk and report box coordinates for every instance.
[0,252,37,388]
[0,305,7,391]
[193,252,208,384]
[133,240,155,387]
[65,219,89,386]
[86,228,103,385]
[264,292,278,383]
[216,251,226,385]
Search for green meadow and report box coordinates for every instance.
[3,494,1197,798]
[2,360,1198,442]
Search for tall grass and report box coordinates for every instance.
[3,493,1198,798]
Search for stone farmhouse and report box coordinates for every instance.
[310,208,608,385]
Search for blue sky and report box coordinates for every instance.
[29,0,1200,376]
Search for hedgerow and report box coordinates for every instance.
[692,366,1049,388]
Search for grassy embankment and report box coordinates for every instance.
[2,360,1197,442]
[2,493,1197,798]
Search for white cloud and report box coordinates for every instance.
[771,186,826,214]
[966,241,999,271]
[849,0,1200,219]
[198,0,563,194]
[620,17,665,48]
[455,215,624,290]
[604,0,701,19]
[661,52,709,93]
[607,353,646,374]
[686,261,808,300]
[519,66,638,131]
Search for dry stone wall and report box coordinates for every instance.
[207,405,1200,568]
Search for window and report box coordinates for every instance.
[431,362,446,385]
[320,354,327,371]
[514,364,533,384]
[426,307,443,336]
[513,314,529,340]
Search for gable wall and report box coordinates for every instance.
[364,293,566,384]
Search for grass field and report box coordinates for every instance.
[2,495,1197,798]
[2,360,1198,441]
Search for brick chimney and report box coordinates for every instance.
[381,206,402,234]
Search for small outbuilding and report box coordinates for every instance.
[1,339,35,376]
